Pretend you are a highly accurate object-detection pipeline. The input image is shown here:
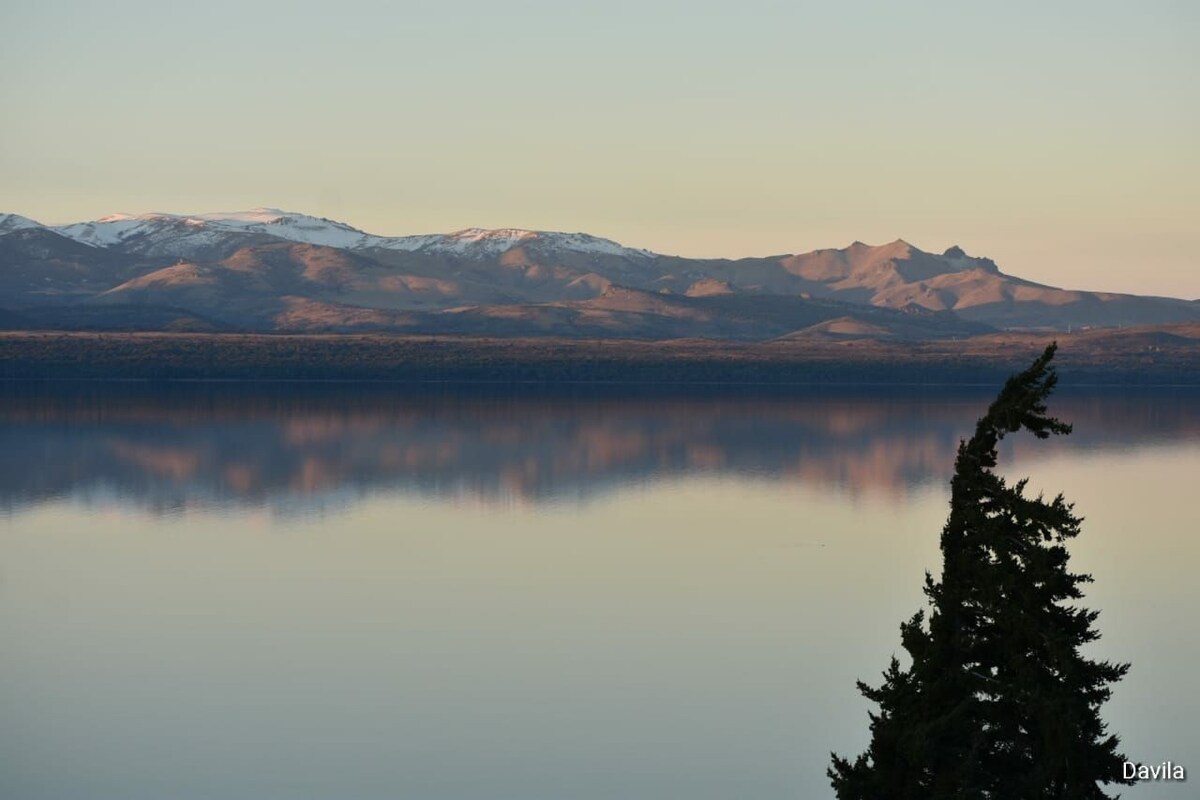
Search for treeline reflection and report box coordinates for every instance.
[2,384,1196,514]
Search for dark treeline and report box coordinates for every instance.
[1,332,1197,385]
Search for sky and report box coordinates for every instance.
[1,0,1196,297]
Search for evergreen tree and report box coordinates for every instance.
[830,343,1130,799]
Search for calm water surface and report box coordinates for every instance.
[1,385,1197,799]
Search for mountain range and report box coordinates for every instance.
[2,209,1196,339]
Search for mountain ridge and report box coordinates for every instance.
[2,209,1197,338]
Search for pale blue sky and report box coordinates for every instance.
[1,1,1196,295]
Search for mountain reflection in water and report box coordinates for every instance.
[1,383,1197,514]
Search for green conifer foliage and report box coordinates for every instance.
[830,343,1130,799]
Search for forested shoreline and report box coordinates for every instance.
[1,330,1198,386]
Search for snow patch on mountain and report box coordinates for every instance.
[0,213,46,235]
[57,215,166,247]
[413,228,657,258]
[190,209,381,248]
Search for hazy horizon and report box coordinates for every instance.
[2,1,1197,297]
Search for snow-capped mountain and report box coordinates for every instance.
[54,213,268,258]
[421,228,657,259]
[0,213,44,235]
[48,209,658,261]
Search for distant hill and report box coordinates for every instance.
[2,209,1196,339]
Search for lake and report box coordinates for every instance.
[1,384,1196,799]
